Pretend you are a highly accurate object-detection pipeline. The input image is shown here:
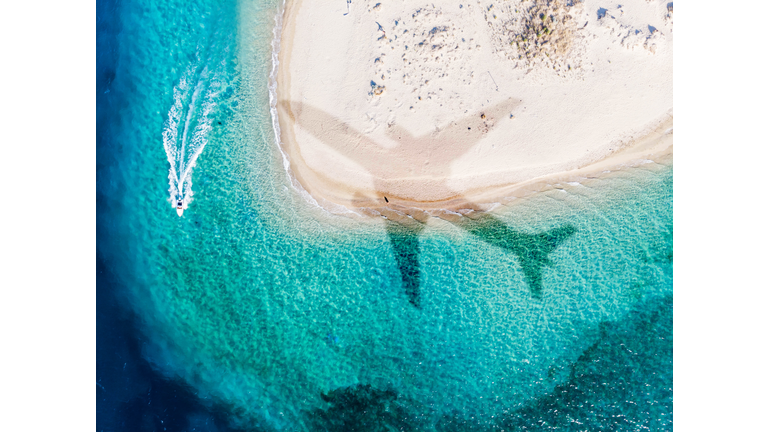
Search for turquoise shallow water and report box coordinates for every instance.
[97,0,672,430]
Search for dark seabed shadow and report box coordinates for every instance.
[308,384,428,432]
[433,294,673,431]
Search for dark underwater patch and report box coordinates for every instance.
[495,294,673,431]
[308,384,427,432]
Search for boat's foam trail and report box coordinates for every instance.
[163,59,222,212]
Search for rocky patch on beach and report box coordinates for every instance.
[596,6,667,54]
[364,0,590,109]
[368,5,473,110]
[485,0,587,77]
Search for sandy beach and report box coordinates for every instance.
[275,0,672,216]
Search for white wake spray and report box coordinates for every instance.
[163,58,223,212]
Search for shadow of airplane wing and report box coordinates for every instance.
[280,100,385,158]
[283,98,523,177]
[384,219,427,308]
[458,215,577,298]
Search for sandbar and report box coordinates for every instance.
[274,0,673,216]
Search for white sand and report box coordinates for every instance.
[275,0,672,215]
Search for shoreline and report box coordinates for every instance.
[274,0,673,220]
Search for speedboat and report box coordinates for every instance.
[176,200,184,217]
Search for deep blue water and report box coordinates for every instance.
[96,0,672,430]
[97,255,247,432]
[98,1,247,430]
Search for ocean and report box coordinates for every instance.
[96,0,672,430]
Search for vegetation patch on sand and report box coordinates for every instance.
[486,0,585,76]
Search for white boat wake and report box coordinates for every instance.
[163,57,223,216]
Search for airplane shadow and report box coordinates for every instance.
[280,100,577,306]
